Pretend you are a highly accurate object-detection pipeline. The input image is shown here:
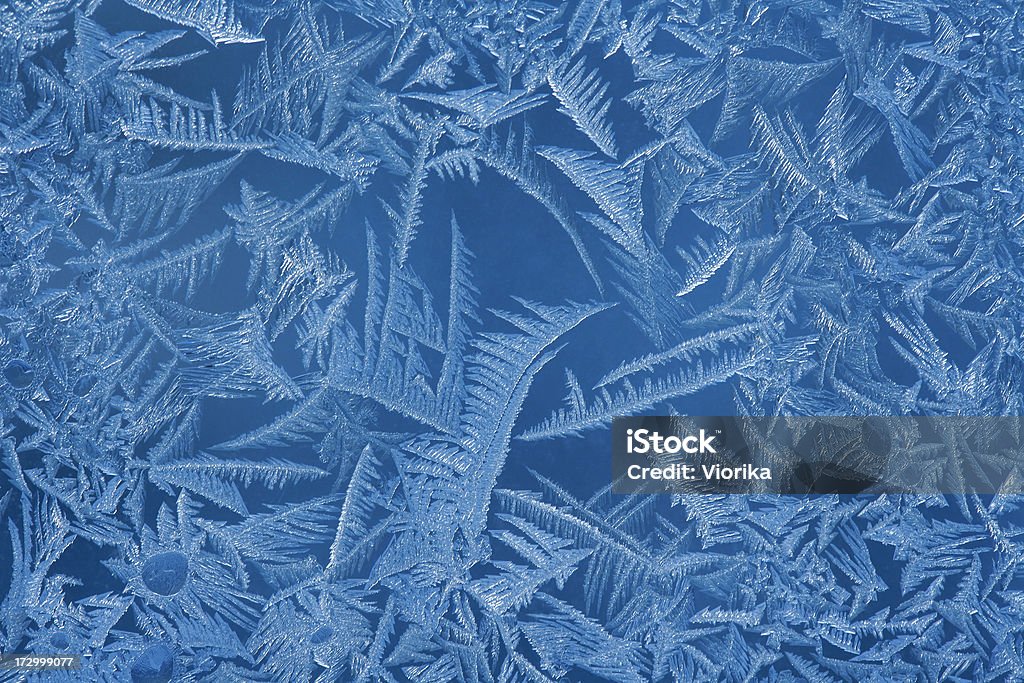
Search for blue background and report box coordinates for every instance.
[2,0,1024,681]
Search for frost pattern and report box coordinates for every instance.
[2,1,1024,681]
